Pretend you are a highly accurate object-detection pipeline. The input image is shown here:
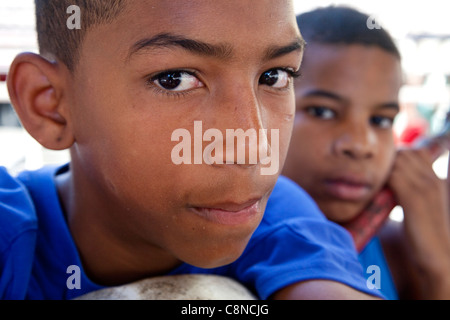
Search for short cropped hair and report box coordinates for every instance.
[35,0,125,71]
[297,6,401,59]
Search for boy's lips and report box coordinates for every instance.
[323,176,373,202]
[189,199,262,226]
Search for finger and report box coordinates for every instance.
[389,150,442,195]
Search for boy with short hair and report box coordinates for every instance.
[1,0,380,300]
[282,6,450,299]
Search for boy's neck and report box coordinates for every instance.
[54,163,182,286]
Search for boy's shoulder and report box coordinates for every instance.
[0,166,38,299]
[231,175,384,299]
[0,164,92,299]
[0,164,62,228]
[259,175,354,248]
[0,166,38,244]
[265,175,326,223]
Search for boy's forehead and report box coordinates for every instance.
[108,0,300,53]
[302,44,402,82]
[74,0,303,78]
[122,0,296,26]
[297,44,402,105]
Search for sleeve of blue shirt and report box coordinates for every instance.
[231,176,384,299]
[0,167,37,300]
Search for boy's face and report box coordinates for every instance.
[65,1,302,268]
[282,44,402,223]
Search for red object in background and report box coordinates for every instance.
[395,104,429,146]
[0,73,7,82]
[399,125,426,145]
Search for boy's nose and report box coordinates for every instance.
[333,123,376,160]
[216,85,269,167]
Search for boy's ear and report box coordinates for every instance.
[7,52,74,150]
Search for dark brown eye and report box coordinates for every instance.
[259,69,290,88]
[155,72,183,90]
[259,70,279,86]
[306,106,336,120]
[152,71,204,92]
[371,116,394,129]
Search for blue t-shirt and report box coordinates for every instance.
[0,164,382,299]
[359,237,398,300]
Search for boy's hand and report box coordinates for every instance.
[388,147,450,299]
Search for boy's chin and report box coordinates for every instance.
[182,244,250,270]
[176,237,250,269]
[320,201,368,224]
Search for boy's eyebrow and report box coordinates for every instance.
[128,33,233,60]
[264,38,305,60]
[127,33,304,61]
[378,102,400,112]
[302,89,345,102]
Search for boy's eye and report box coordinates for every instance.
[259,69,291,88]
[152,71,204,92]
[371,116,394,129]
[306,106,336,120]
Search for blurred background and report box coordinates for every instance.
[1,0,450,180]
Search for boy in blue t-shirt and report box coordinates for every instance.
[282,6,450,299]
[1,0,381,300]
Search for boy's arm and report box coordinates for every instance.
[272,280,381,300]
[388,148,450,299]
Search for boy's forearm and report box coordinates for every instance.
[271,280,381,300]
[396,209,450,300]
[413,263,450,300]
